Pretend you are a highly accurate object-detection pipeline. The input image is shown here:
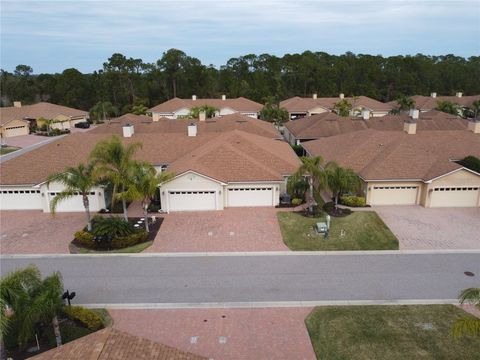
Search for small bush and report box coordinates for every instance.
[92,216,135,238]
[340,195,366,207]
[147,202,161,212]
[291,198,303,206]
[111,231,148,249]
[63,306,104,331]
[74,231,95,248]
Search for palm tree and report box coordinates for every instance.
[189,105,218,119]
[325,162,362,206]
[453,287,480,338]
[289,156,326,213]
[117,164,174,232]
[472,99,480,119]
[90,135,142,221]
[46,162,98,231]
[0,266,41,358]
[89,101,118,123]
[396,96,415,113]
[436,100,460,115]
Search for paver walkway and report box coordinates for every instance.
[109,308,316,360]
[375,206,480,250]
[0,210,86,254]
[147,207,288,252]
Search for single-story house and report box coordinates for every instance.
[0,101,89,136]
[92,113,281,139]
[148,95,263,120]
[31,327,206,360]
[410,93,480,113]
[0,126,300,212]
[302,123,480,208]
[280,94,393,120]
[284,109,469,145]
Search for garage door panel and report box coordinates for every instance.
[227,187,273,207]
[370,186,418,205]
[168,191,216,211]
[430,187,479,207]
[48,192,97,212]
[0,189,43,210]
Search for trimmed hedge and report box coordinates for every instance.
[111,231,148,249]
[74,231,95,249]
[63,306,104,331]
[340,195,366,207]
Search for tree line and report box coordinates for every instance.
[1,50,479,115]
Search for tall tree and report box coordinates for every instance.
[46,163,98,231]
[90,135,142,220]
[89,101,119,122]
[435,100,460,115]
[333,99,353,117]
[325,162,362,206]
[289,156,326,213]
[259,98,289,128]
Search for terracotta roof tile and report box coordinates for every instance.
[29,327,206,360]
[302,129,480,181]
[148,97,263,113]
[0,102,88,126]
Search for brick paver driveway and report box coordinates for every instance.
[147,208,288,252]
[0,210,86,254]
[375,206,480,250]
[109,308,316,360]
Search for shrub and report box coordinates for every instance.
[111,231,148,249]
[291,198,303,206]
[291,144,304,157]
[92,216,135,238]
[340,195,366,207]
[147,202,161,212]
[323,202,335,212]
[74,231,95,248]
[63,306,104,331]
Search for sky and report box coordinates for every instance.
[1,0,479,73]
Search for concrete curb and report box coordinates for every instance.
[2,249,480,259]
[78,299,460,310]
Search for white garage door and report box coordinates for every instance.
[168,191,216,211]
[4,125,29,137]
[430,186,479,207]
[48,191,95,212]
[227,187,273,207]
[370,186,419,205]
[0,188,43,210]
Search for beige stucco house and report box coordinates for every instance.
[303,122,480,208]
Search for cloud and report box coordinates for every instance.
[1,0,478,72]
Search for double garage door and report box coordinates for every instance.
[430,186,479,207]
[0,188,43,210]
[370,186,419,205]
[227,187,273,207]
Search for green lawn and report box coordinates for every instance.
[306,305,480,360]
[0,146,21,155]
[277,211,398,251]
[70,240,153,254]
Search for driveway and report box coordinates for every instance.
[109,308,316,360]
[147,208,288,252]
[375,206,480,250]
[0,210,86,254]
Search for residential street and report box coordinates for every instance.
[1,252,478,306]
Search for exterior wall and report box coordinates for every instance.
[372,111,389,117]
[40,182,106,213]
[307,107,328,116]
[240,112,259,118]
[219,107,236,116]
[423,169,480,207]
[160,172,224,212]
[0,119,30,137]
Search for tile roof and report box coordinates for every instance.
[0,102,88,126]
[91,113,281,139]
[29,327,206,360]
[285,110,468,140]
[280,96,393,113]
[412,95,480,110]
[302,129,480,181]
[0,130,299,185]
[148,97,263,113]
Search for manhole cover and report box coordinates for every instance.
[464,271,475,277]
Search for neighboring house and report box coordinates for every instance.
[410,93,480,113]
[148,95,263,120]
[92,113,281,139]
[31,327,206,360]
[283,109,469,145]
[0,128,300,212]
[302,121,480,208]
[0,118,30,138]
[280,94,393,120]
[0,101,89,136]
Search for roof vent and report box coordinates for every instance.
[187,123,197,137]
[339,93,345,99]
[13,101,21,108]
[313,93,317,99]
[409,109,419,120]
[456,92,463,98]
[430,92,437,98]
[122,123,134,137]
[199,111,206,122]
[222,94,226,101]
[403,121,417,135]
[192,95,197,101]
[468,119,480,134]
[362,109,370,120]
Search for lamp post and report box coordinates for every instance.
[62,290,76,306]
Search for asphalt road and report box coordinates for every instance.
[1,252,479,305]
